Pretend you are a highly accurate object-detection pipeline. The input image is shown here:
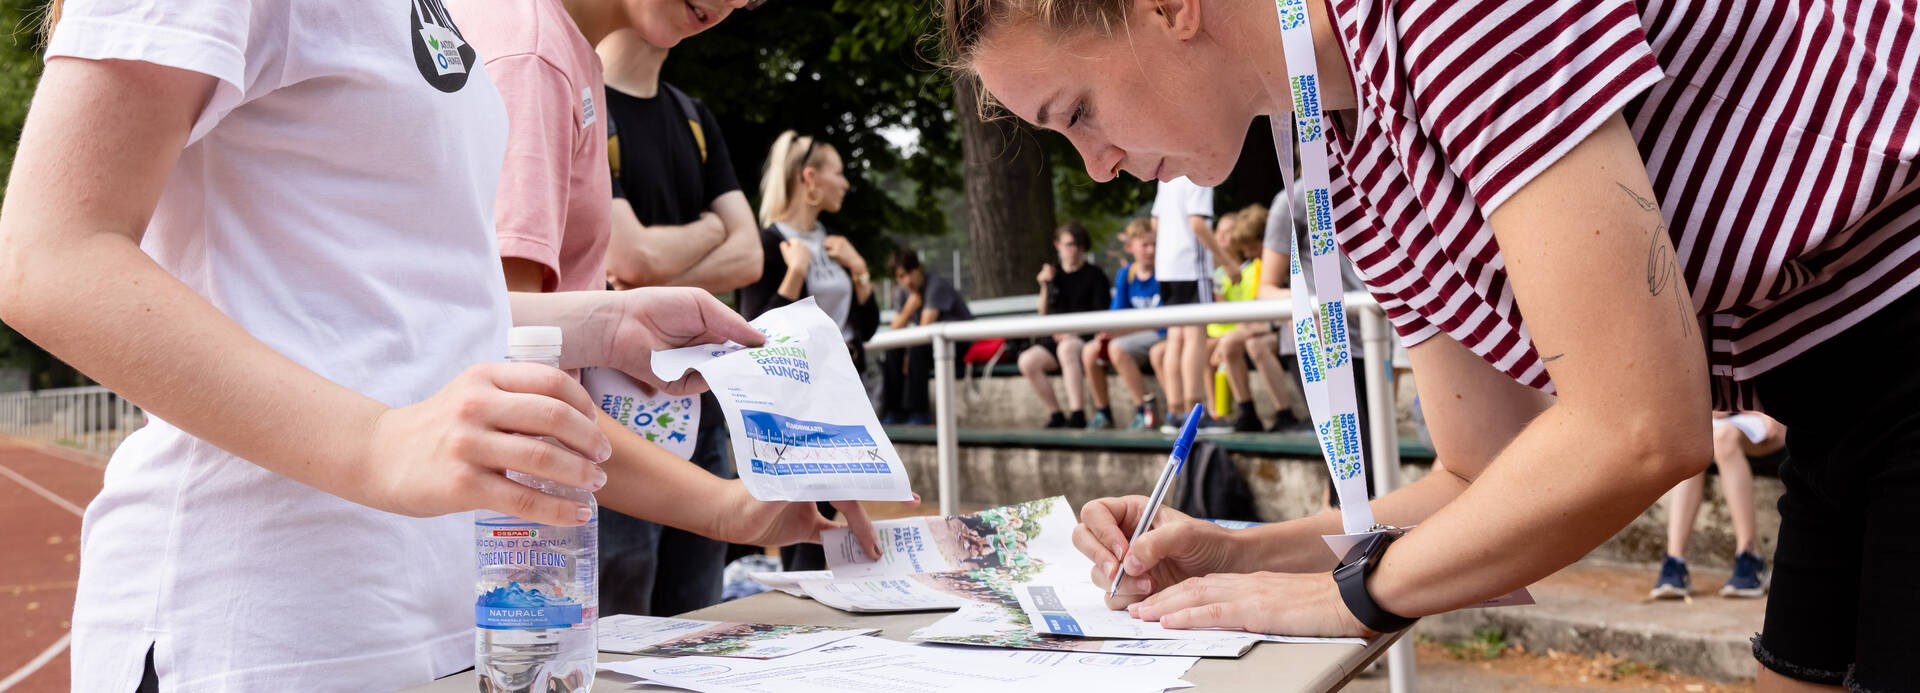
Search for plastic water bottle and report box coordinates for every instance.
[476,326,598,692]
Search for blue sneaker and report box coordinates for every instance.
[1721,551,1767,598]
[1158,411,1186,434]
[904,414,933,425]
[1089,410,1114,430]
[1650,555,1690,599]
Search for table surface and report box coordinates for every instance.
[407,591,1400,692]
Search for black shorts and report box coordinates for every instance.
[1748,286,1920,691]
[1160,279,1210,306]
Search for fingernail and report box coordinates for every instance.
[1112,543,1127,558]
[1132,577,1151,593]
[1123,556,1145,574]
[575,506,594,523]
[589,466,608,491]
[596,439,613,462]
[1101,562,1116,579]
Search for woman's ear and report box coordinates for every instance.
[1141,0,1203,40]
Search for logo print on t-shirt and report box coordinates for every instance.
[410,0,476,93]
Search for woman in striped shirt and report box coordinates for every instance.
[945,0,1919,688]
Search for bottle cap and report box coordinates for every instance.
[508,326,563,349]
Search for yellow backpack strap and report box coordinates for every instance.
[663,83,708,164]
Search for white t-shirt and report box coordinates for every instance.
[49,0,510,690]
[1151,177,1215,283]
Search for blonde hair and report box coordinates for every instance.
[938,0,1130,115]
[758,130,835,227]
[1121,217,1152,244]
[1229,204,1267,251]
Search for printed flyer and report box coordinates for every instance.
[652,299,912,502]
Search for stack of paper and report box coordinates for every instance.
[756,496,1091,613]
[601,635,1196,693]
[596,614,876,659]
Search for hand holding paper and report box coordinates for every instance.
[652,299,913,502]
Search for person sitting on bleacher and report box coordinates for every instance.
[880,249,974,424]
[1206,204,1304,433]
[1018,222,1111,428]
[1085,219,1172,430]
[1652,411,1785,600]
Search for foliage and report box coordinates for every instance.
[0,0,53,383]
[1440,626,1511,661]
[664,0,1152,274]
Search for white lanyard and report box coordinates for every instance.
[1274,0,1374,534]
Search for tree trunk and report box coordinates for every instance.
[954,73,1056,299]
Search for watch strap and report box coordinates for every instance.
[1333,535,1418,633]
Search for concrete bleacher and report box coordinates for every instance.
[885,370,1784,575]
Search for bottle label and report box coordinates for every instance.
[475,519,597,630]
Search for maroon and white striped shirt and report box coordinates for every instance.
[1326,0,1920,410]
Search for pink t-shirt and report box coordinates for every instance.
[450,0,610,292]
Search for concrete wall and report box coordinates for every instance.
[894,441,1782,571]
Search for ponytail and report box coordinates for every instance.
[757,129,832,227]
[758,131,801,227]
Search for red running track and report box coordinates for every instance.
[0,439,106,693]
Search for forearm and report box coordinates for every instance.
[1240,459,1470,573]
[662,223,765,292]
[593,411,736,536]
[508,291,616,371]
[1371,405,1698,616]
[777,264,808,301]
[607,217,725,288]
[3,236,385,496]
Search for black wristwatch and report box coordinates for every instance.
[1333,531,1418,633]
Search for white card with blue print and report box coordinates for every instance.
[652,298,913,502]
[584,367,699,459]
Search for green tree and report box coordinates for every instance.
[662,0,1152,297]
[0,0,66,389]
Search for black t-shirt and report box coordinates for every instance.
[605,83,740,226]
[1045,263,1111,316]
[604,84,740,437]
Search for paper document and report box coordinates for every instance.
[596,614,874,659]
[796,575,973,613]
[652,298,912,502]
[1013,583,1368,645]
[820,495,1082,578]
[799,496,1094,612]
[746,570,832,598]
[601,635,1192,693]
[912,602,1258,657]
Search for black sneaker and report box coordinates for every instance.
[1067,410,1088,429]
[1044,412,1068,428]
[1232,403,1264,433]
[1269,409,1311,433]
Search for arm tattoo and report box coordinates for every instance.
[1542,353,1565,362]
[1616,183,1693,337]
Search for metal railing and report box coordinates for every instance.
[867,293,1403,517]
[868,294,1417,690]
[0,385,145,457]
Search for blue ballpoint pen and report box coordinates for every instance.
[1108,403,1204,598]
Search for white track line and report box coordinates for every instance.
[0,460,86,691]
[0,462,85,517]
[0,633,72,693]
